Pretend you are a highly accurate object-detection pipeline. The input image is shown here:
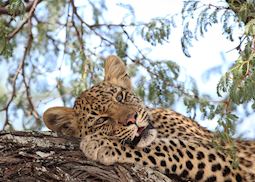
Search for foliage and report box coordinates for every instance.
[0,20,13,57]
[141,18,174,46]
[181,0,255,128]
[7,0,25,16]
[0,0,254,154]
[181,0,255,164]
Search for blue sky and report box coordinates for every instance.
[106,0,255,137]
[0,0,254,138]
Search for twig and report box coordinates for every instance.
[33,14,64,51]
[226,35,247,53]
[70,0,114,45]
[60,0,71,61]
[70,3,85,57]
[88,23,138,29]
[0,56,24,129]
[21,17,40,127]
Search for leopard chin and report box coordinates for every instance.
[126,123,157,148]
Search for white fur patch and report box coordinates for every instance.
[137,129,157,148]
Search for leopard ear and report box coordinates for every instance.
[104,55,131,90]
[43,107,78,137]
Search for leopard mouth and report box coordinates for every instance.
[136,126,146,136]
[127,122,154,147]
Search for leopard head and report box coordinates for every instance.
[43,55,157,148]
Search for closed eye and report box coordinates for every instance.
[95,117,110,125]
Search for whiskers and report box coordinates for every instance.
[114,109,150,146]
[114,126,137,145]
[137,108,150,126]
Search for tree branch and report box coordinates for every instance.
[70,0,114,46]
[0,57,23,129]
[0,131,172,182]
[21,18,40,127]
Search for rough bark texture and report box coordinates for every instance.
[0,131,172,182]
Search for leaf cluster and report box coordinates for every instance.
[7,0,25,16]
[141,18,175,46]
[135,60,180,108]
[0,20,13,57]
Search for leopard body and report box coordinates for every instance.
[43,55,255,182]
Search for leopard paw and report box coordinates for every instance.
[80,135,120,165]
[80,136,103,161]
[97,146,121,165]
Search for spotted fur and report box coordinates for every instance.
[43,55,255,182]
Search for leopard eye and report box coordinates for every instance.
[116,92,123,102]
[96,117,108,125]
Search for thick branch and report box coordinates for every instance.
[0,131,172,182]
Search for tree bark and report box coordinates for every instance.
[0,131,173,182]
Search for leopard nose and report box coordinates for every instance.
[126,112,138,126]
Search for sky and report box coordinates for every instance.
[104,0,255,138]
[0,0,254,138]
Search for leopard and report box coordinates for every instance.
[43,55,255,182]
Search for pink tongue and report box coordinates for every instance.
[137,127,145,134]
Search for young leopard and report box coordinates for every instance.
[43,55,255,182]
